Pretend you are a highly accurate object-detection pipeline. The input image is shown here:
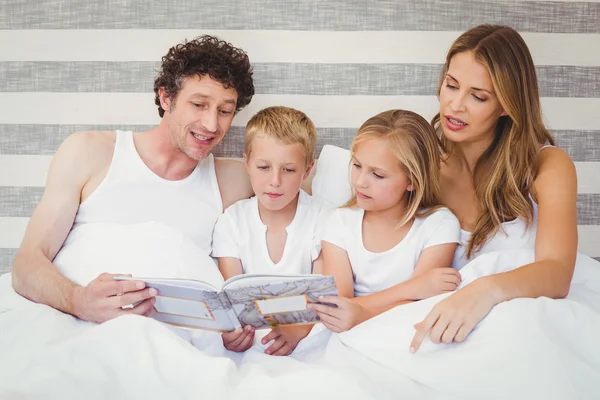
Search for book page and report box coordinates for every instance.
[223,275,337,329]
[222,273,327,290]
[116,276,237,331]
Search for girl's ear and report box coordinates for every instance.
[303,160,315,180]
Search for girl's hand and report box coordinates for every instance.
[412,267,461,299]
[308,296,372,333]
[261,325,313,356]
[410,278,499,353]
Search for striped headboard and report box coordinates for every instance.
[1,0,599,274]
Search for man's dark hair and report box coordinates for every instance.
[154,35,254,117]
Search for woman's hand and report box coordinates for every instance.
[308,296,372,333]
[410,277,500,352]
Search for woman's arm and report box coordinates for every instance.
[485,147,577,301]
[411,148,578,352]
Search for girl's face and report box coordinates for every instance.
[350,138,413,212]
[438,51,507,146]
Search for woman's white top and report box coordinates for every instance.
[453,201,539,270]
[321,207,461,296]
[211,190,331,275]
[452,145,554,269]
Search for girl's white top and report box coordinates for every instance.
[322,207,461,296]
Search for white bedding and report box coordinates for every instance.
[1,222,599,399]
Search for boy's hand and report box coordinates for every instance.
[262,325,313,356]
[222,325,255,352]
[412,268,461,299]
[308,296,371,333]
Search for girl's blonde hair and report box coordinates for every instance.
[345,109,444,227]
[431,25,555,258]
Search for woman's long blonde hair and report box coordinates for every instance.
[345,109,444,227]
[431,25,555,258]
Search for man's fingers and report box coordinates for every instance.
[96,279,146,297]
[111,288,157,308]
[125,298,155,317]
[410,311,440,353]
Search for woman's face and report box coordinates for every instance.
[438,51,507,146]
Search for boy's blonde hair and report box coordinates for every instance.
[245,106,317,166]
[345,109,444,227]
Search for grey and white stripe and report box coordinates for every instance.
[1,0,599,274]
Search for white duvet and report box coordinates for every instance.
[1,222,599,400]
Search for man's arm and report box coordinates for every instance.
[214,158,253,209]
[11,132,155,322]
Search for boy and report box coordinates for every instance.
[211,106,330,356]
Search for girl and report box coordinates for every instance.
[410,25,578,352]
[309,109,462,332]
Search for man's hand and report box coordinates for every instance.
[71,273,157,323]
[308,296,372,333]
[412,268,461,300]
[222,325,255,352]
[261,325,313,356]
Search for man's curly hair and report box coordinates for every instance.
[153,35,254,117]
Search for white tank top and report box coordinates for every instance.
[452,145,553,269]
[72,130,223,256]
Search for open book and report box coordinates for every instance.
[116,274,337,332]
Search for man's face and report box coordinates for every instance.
[159,75,238,161]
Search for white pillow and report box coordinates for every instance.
[311,145,353,208]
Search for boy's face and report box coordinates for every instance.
[244,135,313,211]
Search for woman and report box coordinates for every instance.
[410,24,578,352]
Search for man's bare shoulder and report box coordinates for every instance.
[58,131,115,162]
[214,157,253,209]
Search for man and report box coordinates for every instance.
[11,35,255,324]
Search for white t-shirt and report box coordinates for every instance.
[321,207,461,297]
[211,190,331,275]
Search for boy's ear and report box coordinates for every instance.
[243,152,251,173]
[303,160,315,180]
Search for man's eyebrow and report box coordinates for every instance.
[189,94,237,105]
